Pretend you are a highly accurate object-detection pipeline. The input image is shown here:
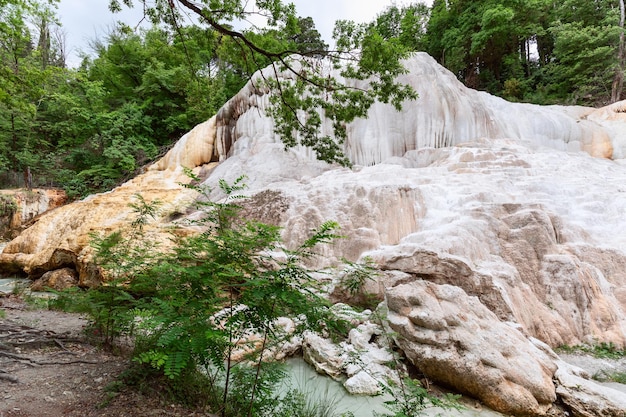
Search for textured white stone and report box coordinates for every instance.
[554,360,626,417]
[302,331,344,380]
[4,52,626,416]
[386,281,558,416]
[343,371,380,396]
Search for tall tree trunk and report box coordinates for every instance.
[611,0,625,103]
[23,167,32,191]
[37,16,51,69]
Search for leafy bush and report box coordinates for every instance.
[55,175,348,416]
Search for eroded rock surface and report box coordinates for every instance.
[0,189,67,239]
[31,267,78,291]
[1,53,626,415]
[385,281,557,416]
[554,360,626,417]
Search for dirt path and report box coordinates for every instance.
[0,296,207,417]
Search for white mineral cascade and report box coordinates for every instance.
[2,53,626,416]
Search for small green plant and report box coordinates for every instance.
[62,174,349,416]
[376,376,462,417]
[11,280,28,296]
[96,380,125,409]
[593,371,626,384]
[337,257,381,310]
[368,308,463,417]
[276,389,354,417]
[23,294,51,310]
[276,362,354,417]
[339,257,376,296]
[608,372,626,384]
[591,342,626,359]
[557,342,625,360]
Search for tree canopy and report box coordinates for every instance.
[416,0,625,104]
[0,0,625,197]
[106,0,418,167]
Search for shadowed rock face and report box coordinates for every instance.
[1,53,626,416]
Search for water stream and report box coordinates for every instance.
[0,277,29,294]
[283,358,504,417]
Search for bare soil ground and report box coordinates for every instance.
[0,295,209,417]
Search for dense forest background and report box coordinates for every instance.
[1,0,624,197]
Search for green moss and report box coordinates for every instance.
[0,194,17,217]
[556,342,625,360]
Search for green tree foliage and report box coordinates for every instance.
[423,0,554,92]
[370,3,431,52]
[543,0,622,104]
[86,24,229,145]
[420,0,624,104]
[109,0,417,166]
[55,177,351,416]
[0,2,253,195]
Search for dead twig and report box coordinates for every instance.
[35,359,101,366]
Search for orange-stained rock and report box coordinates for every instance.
[31,267,78,291]
[0,189,68,239]
[0,170,202,284]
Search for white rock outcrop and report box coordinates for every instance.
[2,53,626,416]
[385,281,557,416]
[554,360,626,417]
[301,315,400,396]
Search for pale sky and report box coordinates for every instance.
[56,0,432,67]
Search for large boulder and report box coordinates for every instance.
[30,267,78,291]
[385,281,557,416]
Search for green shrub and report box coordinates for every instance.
[593,371,626,384]
[57,175,348,416]
[557,342,625,360]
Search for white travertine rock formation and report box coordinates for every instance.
[301,320,401,396]
[212,53,626,165]
[385,280,558,416]
[302,331,344,380]
[2,52,626,416]
[554,360,626,417]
